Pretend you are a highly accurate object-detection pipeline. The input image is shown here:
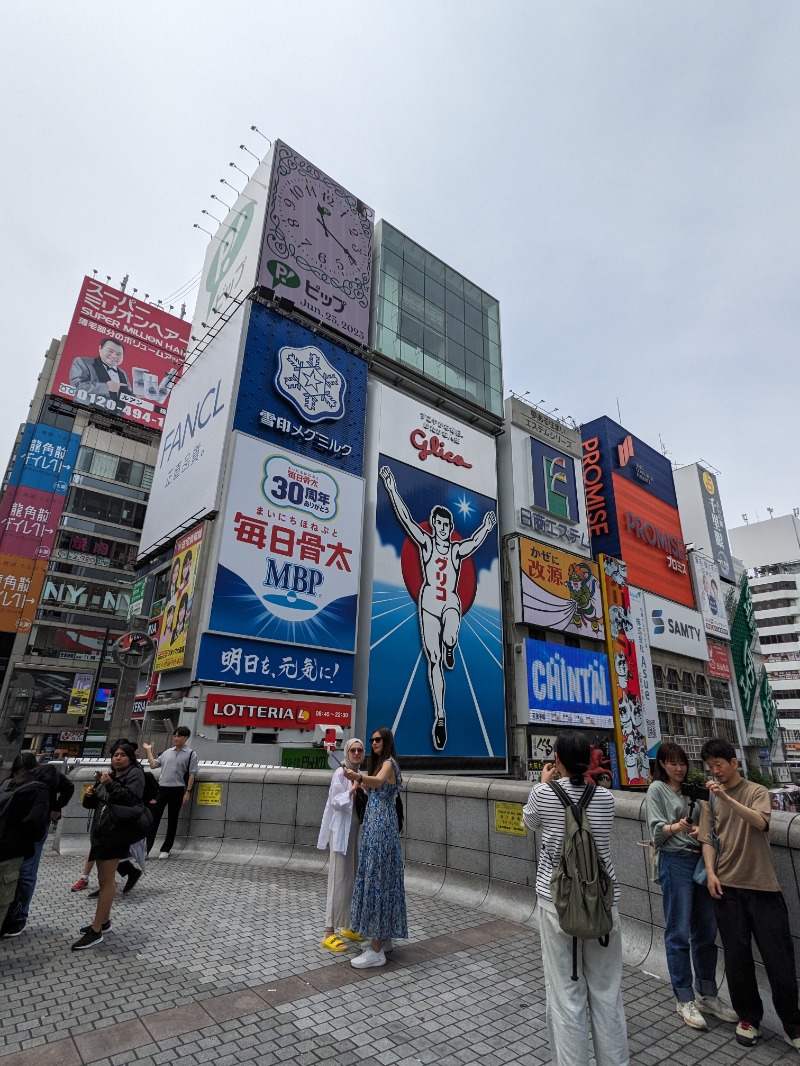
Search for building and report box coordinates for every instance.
[0,279,189,763]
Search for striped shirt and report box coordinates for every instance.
[523,780,620,908]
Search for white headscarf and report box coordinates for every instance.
[343,737,364,771]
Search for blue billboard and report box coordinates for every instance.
[7,422,81,494]
[196,633,353,695]
[525,639,613,729]
[233,302,368,477]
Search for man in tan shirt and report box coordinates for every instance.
[699,738,800,1052]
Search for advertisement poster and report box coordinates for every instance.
[690,553,731,640]
[67,672,94,715]
[644,591,709,661]
[0,555,48,633]
[707,640,733,681]
[259,141,374,345]
[51,277,190,430]
[519,538,605,641]
[627,587,661,758]
[367,385,504,761]
[208,433,364,658]
[233,302,368,476]
[196,632,353,694]
[599,555,653,786]
[154,523,204,672]
[525,639,613,728]
[698,467,735,582]
[528,730,616,785]
[204,691,352,730]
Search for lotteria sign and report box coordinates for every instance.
[204,692,352,729]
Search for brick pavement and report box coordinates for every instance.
[0,850,797,1065]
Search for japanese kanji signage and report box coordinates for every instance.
[518,537,605,641]
[233,302,367,477]
[196,633,353,694]
[730,575,759,730]
[0,555,48,633]
[207,432,364,665]
[204,691,352,729]
[154,523,204,672]
[697,467,735,583]
[52,277,190,431]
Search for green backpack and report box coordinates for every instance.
[548,780,614,980]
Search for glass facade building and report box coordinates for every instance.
[370,221,503,417]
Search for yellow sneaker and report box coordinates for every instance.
[339,928,366,942]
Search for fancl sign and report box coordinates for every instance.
[525,639,613,729]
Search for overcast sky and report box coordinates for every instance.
[1,1,797,531]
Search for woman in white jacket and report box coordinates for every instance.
[317,738,366,952]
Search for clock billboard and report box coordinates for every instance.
[259,141,374,346]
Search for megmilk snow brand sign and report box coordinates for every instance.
[525,640,613,728]
[644,591,709,660]
[518,538,605,641]
[205,692,352,730]
[690,553,731,640]
[366,383,504,761]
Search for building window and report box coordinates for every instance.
[667,669,680,692]
[695,675,707,697]
[653,664,664,688]
[682,672,694,694]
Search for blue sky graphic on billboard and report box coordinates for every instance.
[525,639,613,729]
[233,303,367,476]
[367,454,504,759]
[196,633,353,694]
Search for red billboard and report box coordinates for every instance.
[707,640,733,681]
[51,277,190,431]
[204,692,352,730]
[613,475,694,608]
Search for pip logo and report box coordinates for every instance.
[651,609,664,635]
[617,434,635,467]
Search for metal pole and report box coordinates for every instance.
[77,626,111,757]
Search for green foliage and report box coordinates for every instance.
[745,766,778,789]
[687,768,708,787]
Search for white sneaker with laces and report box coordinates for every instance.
[695,993,738,1023]
[158,851,170,860]
[677,1000,708,1030]
[351,947,386,969]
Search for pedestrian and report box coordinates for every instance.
[115,746,158,893]
[343,726,407,969]
[699,738,800,1051]
[72,741,147,950]
[522,731,629,1066]
[142,726,198,858]
[0,753,50,933]
[645,741,736,1030]
[2,758,74,938]
[317,737,367,952]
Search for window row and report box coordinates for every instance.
[652,665,708,696]
[75,446,154,490]
[757,614,799,629]
[63,487,147,530]
[754,598,797,612]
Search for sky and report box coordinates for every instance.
[1,1,798,531]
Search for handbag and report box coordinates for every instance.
[693,794,718,886]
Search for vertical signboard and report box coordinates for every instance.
[51,278,190,430]
[154,524,204,672]
[730,576,759,731]
[67,672,94,715]
[0,556,48,633]
[259,141,374,345]
[627,587,661,758]
[367,384,504,761]
[518,538,605,640]
[697,468,735,583]
[599,555,652,785]
[689,553,731,640]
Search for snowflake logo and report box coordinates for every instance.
[274,345,347,424]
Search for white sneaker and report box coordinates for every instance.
[677,1000,708,1030]
[695,994,738,1023]
[158,851,170,860]
[351,947,386,969]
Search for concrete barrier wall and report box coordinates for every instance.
[57,765,800,1030]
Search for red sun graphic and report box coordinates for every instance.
[399,522,478,613]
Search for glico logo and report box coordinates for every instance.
[651,609,664,635]
[409,429,472,469]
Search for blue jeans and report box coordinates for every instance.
[3,827,48,928]
[659,849,719,1003]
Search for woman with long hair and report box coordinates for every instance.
[523,731,629,1066]
[645,741,736,1030]
[317,737,367,952]
[343,726,407,969]
[73,741,147,950]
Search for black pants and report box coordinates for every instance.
[146,786,185,854]
[714,886,800,1035]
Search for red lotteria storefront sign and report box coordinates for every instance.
[707,640,733,681]
[204,693,352,729]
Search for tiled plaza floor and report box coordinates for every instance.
[0,850,797,1065]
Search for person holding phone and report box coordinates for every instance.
[645,742,736,1030]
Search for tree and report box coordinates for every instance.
[746,766,778,789]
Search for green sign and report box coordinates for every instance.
[129,578,147,620]
[730,576,758,730]
[760,667,778,743]
[281,748,330,770]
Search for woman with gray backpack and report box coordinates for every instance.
[522,731,629,1066]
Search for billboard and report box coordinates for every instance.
[138,302,246,558]
[643,591,709,661]
[259,141,374,345]
[627,587,661,757]
[204,691,352,730]
[0,556,48,633]
[599,555,653,786]
[51,277,189,430]
[196,632,353,694]
[707,640,733,681]
[208,432,364,659]
[689,553,731,640]
[366,384,504,760]
[233,302,368,476]
[528,730,617,784]
[525,640,613,729]
[154,523,204,672]
[518,538,604,640]
[697,467,735,582]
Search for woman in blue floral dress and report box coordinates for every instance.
[343,726,407,968]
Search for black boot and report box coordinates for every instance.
[122,867,142,894]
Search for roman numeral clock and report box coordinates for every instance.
[260,141,374,345]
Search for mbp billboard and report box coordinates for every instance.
[51,278,190,430]
[518,537,605,641]
[689,553,731,640]
[643,591,709,661]
[259,141,374,345]
[367,384,504,761]
[525,640,613,729]
[233,302,367,476]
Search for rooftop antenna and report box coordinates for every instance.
[742,514,749,524]
[767,507,774,519]
[120,274,129,293]
[616,396,622,422]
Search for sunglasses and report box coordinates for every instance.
[371,737,382,743]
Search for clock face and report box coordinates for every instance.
[260,141,374,345]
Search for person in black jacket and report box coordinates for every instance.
[1,758,74,937]
[0,754,50,928]
[73,742,146,951]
